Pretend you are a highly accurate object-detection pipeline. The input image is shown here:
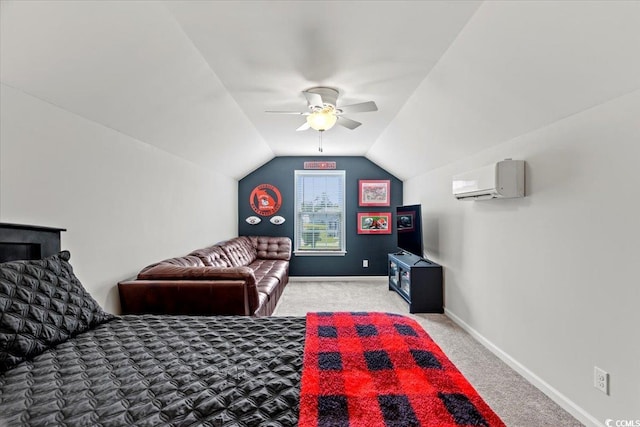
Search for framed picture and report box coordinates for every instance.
[359,180,390,207]
[357,212,392,234]
[396,212,415,232]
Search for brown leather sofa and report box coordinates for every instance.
[118,236,291,316]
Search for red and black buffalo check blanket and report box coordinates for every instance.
[298,312,505,427]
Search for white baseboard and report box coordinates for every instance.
[289,276,387,283]
[444,308,603,427]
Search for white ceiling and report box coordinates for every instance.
[1,1,639,180]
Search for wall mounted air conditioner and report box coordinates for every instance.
[452,159,525,201]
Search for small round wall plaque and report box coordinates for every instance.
[270,216,285,225]
[245,216,261,225]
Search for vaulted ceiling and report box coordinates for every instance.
[2,1,639,180]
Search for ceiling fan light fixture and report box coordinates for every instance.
[306,106,337,131]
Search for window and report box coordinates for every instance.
[294,170,346,255]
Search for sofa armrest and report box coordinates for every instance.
[138,265,256,285]
[118,279,253,315]
[120,265,260,315]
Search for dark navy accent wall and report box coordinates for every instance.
[238,156,402,276]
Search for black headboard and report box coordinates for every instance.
[0,223,66,263]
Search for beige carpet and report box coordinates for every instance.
[273,279,583,427]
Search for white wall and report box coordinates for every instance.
[0,84,238,313]
[404,91,640,425]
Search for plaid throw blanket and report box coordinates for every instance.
[299,312,505,427]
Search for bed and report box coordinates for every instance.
[1,250,504,427]
[1,251,305,426]
[1,315,305,426]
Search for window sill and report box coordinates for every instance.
[294,251,347,257]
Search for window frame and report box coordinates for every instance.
[294,170,347,256]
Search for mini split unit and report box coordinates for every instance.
[452,159,525,201]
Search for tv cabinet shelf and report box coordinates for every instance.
[388,252,443,313]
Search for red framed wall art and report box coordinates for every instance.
[357,212,392,234]
[359,180,390,207]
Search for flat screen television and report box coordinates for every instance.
[396,204,423,258]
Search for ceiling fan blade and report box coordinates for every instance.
[296,122,311,131]
[338,101,378,114]
[265,110,309,115]
[303,91,324,108]
[337,116,361,130]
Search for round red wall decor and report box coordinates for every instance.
[249,184,282,216]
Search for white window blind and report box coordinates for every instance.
[294,170,346,255]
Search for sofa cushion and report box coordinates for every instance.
[250,236,292,261]
[0,251,114,371]
[189,245,232,268]
[221,237,257,267]
[249,259,289,283]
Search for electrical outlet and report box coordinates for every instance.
[594,366,609,395]
[362,259,369,268]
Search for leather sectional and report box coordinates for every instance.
[118,236,291,316]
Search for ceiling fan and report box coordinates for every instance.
[266,87,378,133]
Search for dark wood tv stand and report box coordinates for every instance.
[388,252,443,313]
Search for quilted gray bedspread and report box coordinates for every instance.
[0,315,306,427]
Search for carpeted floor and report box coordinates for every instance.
[273,279,584,427]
